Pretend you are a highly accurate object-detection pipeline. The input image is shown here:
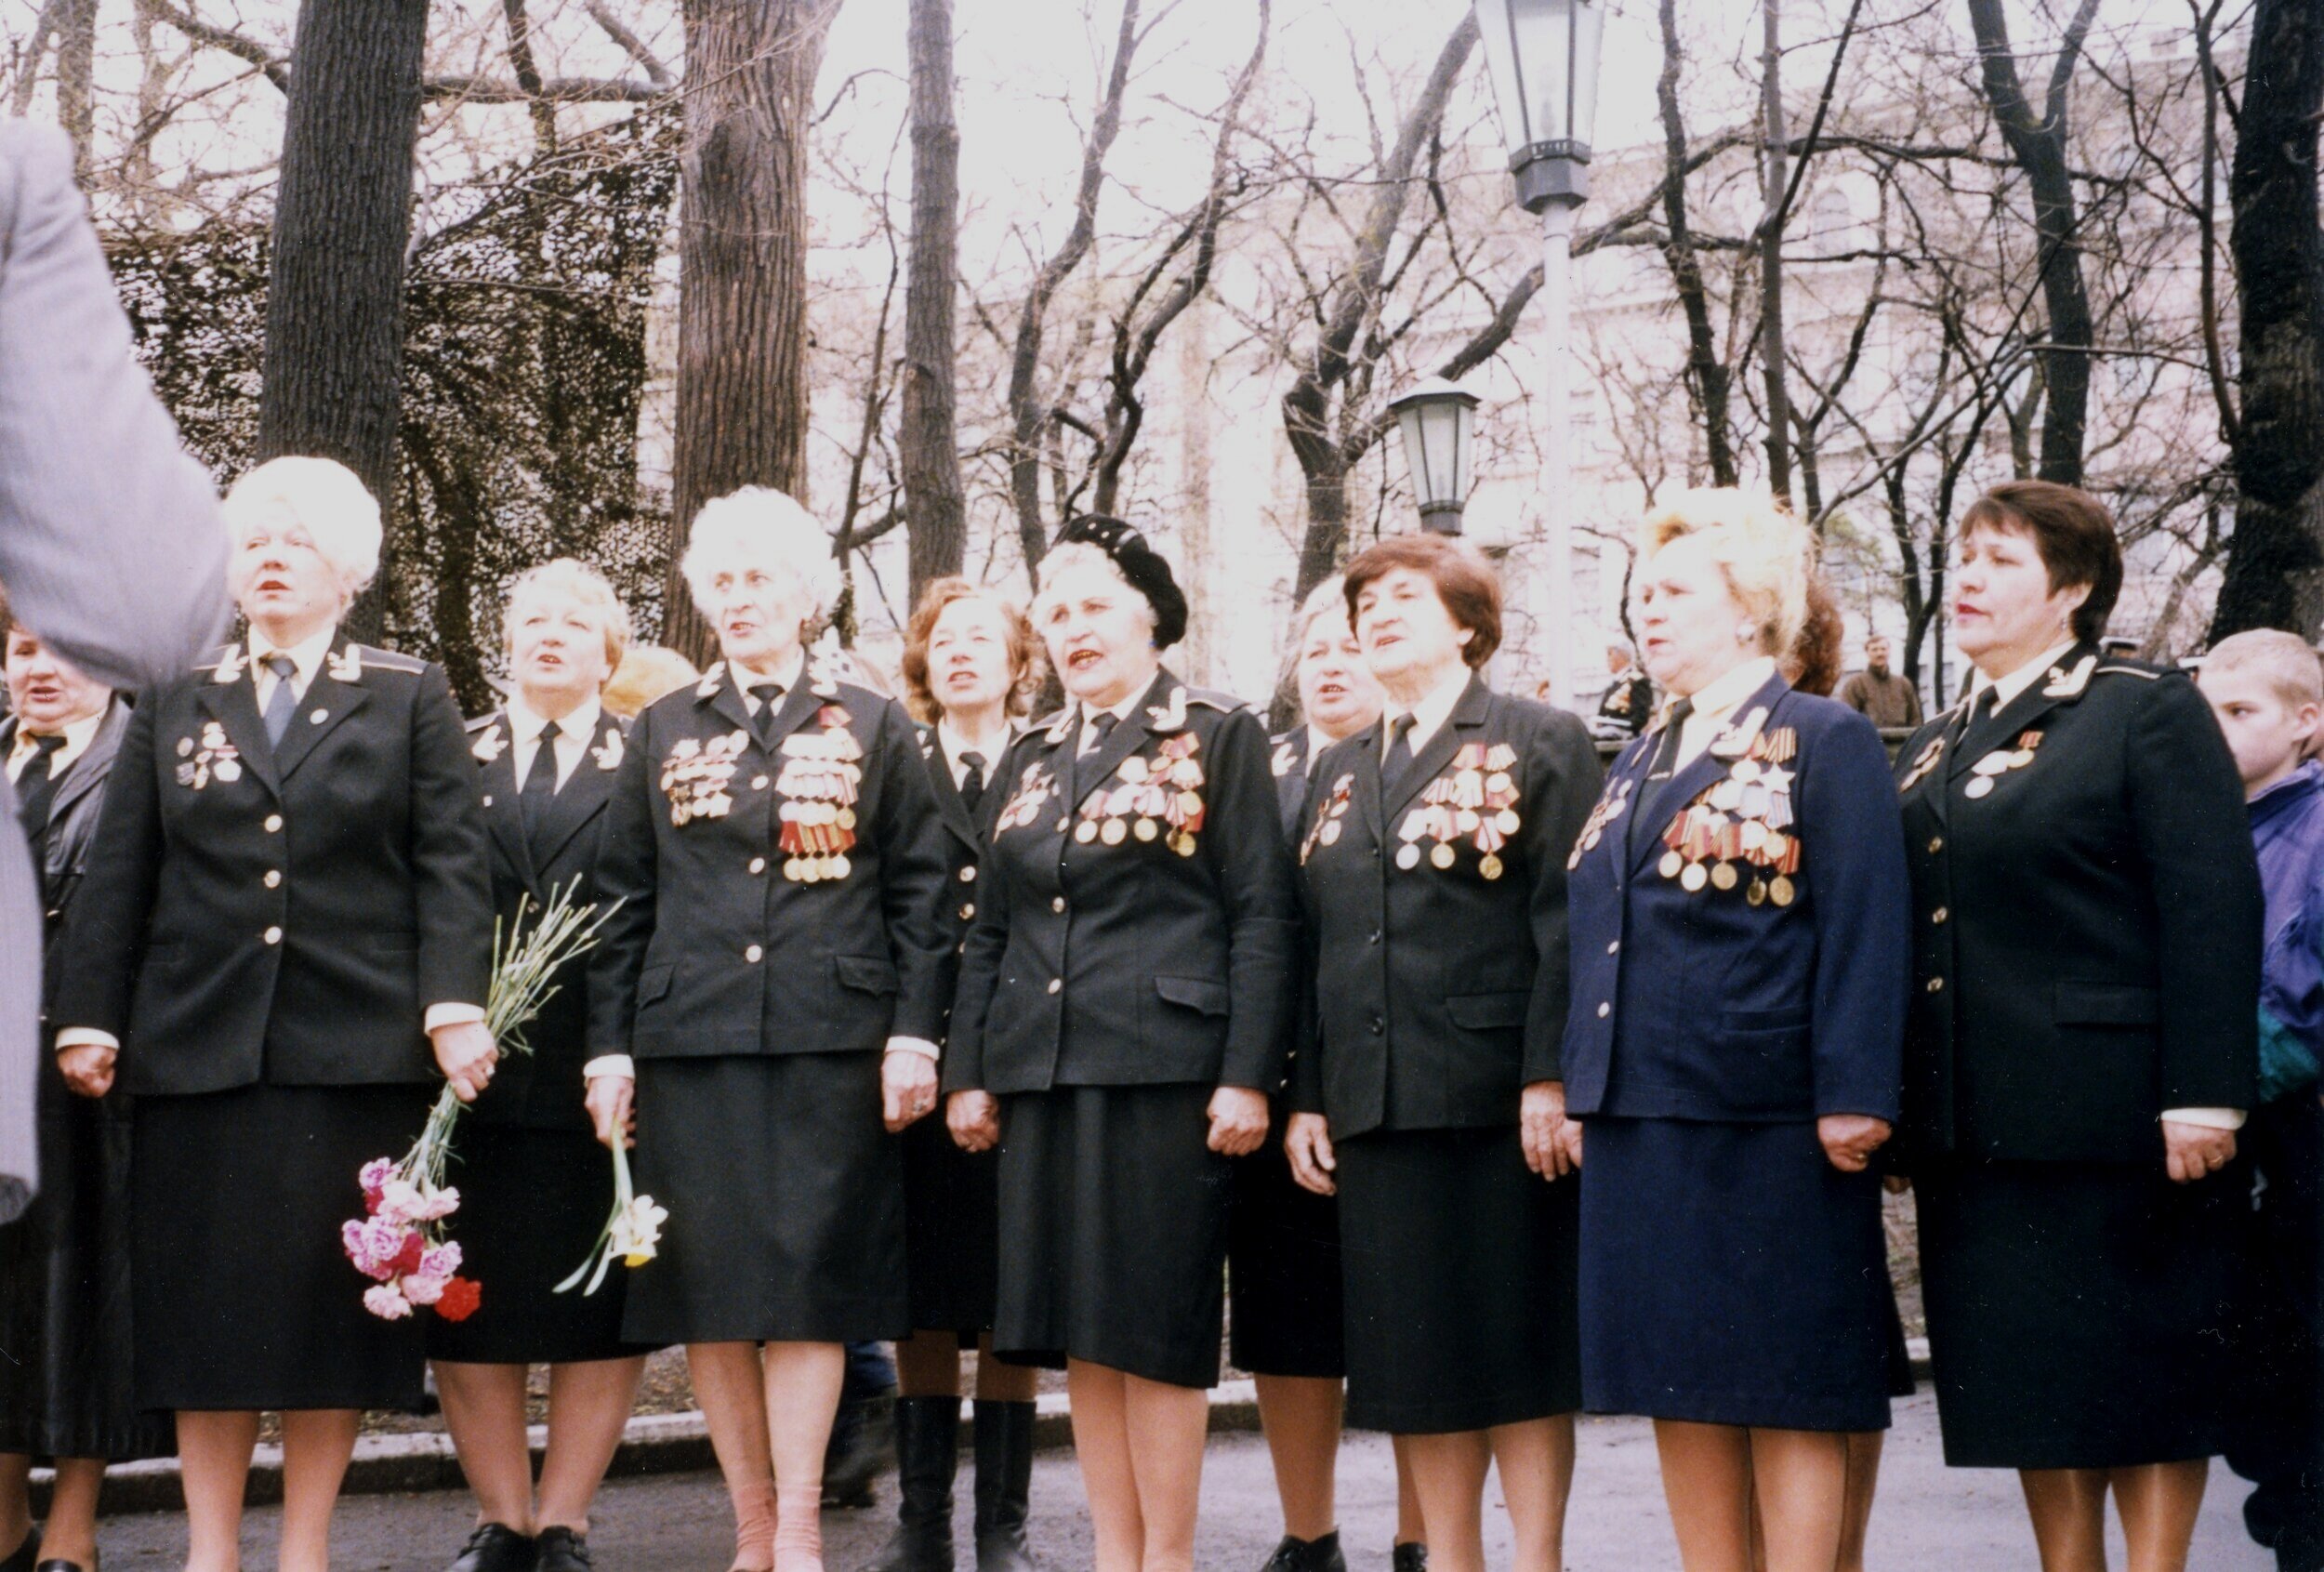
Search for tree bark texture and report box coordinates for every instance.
[255,0,429,643]
[1758,0,1792,498]
[1655,0,1736,487]
[1965,0,2097,487]
[54,0,94,176]
[665,0,842,664]
[2207,0,2324,640]
[901,0,965,604]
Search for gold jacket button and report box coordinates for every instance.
[1606,940,1619,955]
[1932,906,1948,924]
[960,866,976,883]
[1051,897,1065,914]
[959,903,975,921]
[1926,976,1945,993]
[1047,978,1062,995]
[262,926,283,945]
[1596,1002,1611,1018]
[746,944,764,963]
[749,857,767,875]
[264,870,282,889]
[264,813,284,833]
[310,708,328,725]
[1927,836,1944,853]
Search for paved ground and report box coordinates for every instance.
[83,1394,2270,1569]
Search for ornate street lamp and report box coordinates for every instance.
[1473,0,1604,707]
[1390,377,1481,534]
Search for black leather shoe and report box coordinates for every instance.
[824,1392,894,1508]
[0,1528,37,1572]
[1259,1531,1345,1572]
[535,1527,592,1572]
[1392,1542,1428,1572]
[447,1523,537,1572]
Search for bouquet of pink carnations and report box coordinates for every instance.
[342,880,617,1321]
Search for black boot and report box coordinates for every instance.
[1260,1531,1346,1572]
[1392,1542,1428,1572]
[972,1399,1039,1572]
[869,1395,961,1572]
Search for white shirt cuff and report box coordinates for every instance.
[2160,1106,2246,1131]
[885,1036,941,1062]
[55,1027,118,1053]
[424,1003,486,1033]
[584,1054,637,1082]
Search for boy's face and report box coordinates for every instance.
[2200,664,2319,795]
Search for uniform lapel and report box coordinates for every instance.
[747,665,825,758]
[1947,642,2097,781]
[1350,718,1387,841]
[529,716,623,876]
[1068,668,1172,812]
[1630,672,1788,877]
[46,699,126,827]
[1383,674,1491,824]
[474,713,537,888]
[271,636,374,782]
[194,652,282,798]
[927,736,985,854]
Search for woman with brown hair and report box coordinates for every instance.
[875,578,1046,1572]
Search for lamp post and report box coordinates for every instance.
[1390,377,1481,534]
[1474,0,1604,708]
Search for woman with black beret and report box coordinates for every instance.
[946,515,1300,1572]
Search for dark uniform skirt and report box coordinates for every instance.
[426,1124,653,1366]
[1335,1123,1580,1434]
[1580,1117,1893,1433]
[993,1083,1229,1390]
[0,1062,172,1459]
[1227,1132,1345,1379]
[899,1115,1000,1338]
[133,1081,428,1412]
[1916,1156,2249,1469]
[622,1051,907,1346]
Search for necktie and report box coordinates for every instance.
[14,732,66,853]
[749,681,786,748]
[957,750,987,817]
[1645,697,1696,782]
[1387,711,1423,786]
[261,654,299,746]
[1082,711,1118,757]
[521,719,561,858]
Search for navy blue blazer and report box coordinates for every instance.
[1562,671,1908,1124]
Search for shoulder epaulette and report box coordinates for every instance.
[1183,687,1248,713]
[2093,662,2165,681]
[466,710,507,734]
[191,642,242,674]
[350,643,426,674]
[1037,707,1075,744]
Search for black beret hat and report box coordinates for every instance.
[1052,514,1189,650]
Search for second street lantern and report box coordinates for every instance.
[1389,378,1481,535]
[1474,0,1606,212]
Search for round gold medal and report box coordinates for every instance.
[1075,820,1099,843]
[1769,875,1796,906]
[1497,809,1521,835]
[1681,861,1709,892]
[1172,832,1197,857]
[1710,861,1738,892]
[1479,852,1505,880]
[1396,844,1422,870]
[784,857,806,880]
[1319,820,1341,846]
[215,760,243,783]
[2009,749,2034,767]
[1430,842,1457,870]
[1178,790,1203,817]
[1133,817,1158,841]
[1658,850,1684,879]
[1964,777,1994,799]
[838,807,858,830]
[1101,818,1128,846]
[828,854,851,880]
[1761,831,1789,859]
[1486,772,1513,795]
[1747,878,1768,906]
[1455,808,1480,834]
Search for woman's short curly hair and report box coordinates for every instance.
[504,557,634,675]
[1639,487,1814,659]
[900,577,1045,724]
[679,486,842,625]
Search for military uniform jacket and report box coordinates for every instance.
[588,659,955,1061]
[1561,672,1908,1123]
[54,638,495,1095]
[1290,676,1601,1140]
[4,699,129,1006]
[1893,643,2261,1165]
[1269,725,1313,837]
[466,706,629,1131]
[944,669,1300,1097]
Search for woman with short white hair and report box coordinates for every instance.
[588,487,956,1572]
[428,559,653,1572]
[54,455,498,1572]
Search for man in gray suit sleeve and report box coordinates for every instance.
[0,121,232,1220]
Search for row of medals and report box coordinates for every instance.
[1073,742,1205,857]
[1963,731,2042,797]
[1393,744,1522,879]
[772,714,865,882]
[1657,733,1802,907]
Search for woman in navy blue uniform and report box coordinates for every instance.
[1894,482,2260,1569]
[945,517,1299,1572]
[427,561,653,1572]
[53,457,497,1572]
[1285,535,1601,1572]
[586,488,956,1572]
[1236,579,1424,1572]
[872,578,1044,1572]
[1561,490,1909,1571]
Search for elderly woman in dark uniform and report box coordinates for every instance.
[1562,490,1909,1572]
[871,577,1045,1572]
[53,456,496,1572]
[1238,577,1424,1572]
[426,560,652,1572]
[586,487,954,1572]
[1895,480,2260,1569]
[1284,534,1600,1572]
[0,610,170,1572]
[945,516,1297,1572]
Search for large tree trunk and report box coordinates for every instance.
[1965,0,2098,487]
[255,0,429,643]
[665,0,841,664]
[2206,0,2324,640]
[901,0,964,604]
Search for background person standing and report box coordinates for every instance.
[1835,637,1922,731]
